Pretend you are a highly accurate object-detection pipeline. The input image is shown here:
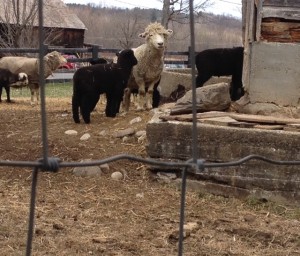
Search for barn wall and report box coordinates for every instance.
[242,0,300,109]
[249,42,300,106]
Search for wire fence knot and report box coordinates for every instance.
[195,159,205,174]
[39,157,60,172]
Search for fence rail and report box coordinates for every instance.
[0,45,192,67]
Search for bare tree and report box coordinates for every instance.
[118,11,146,49]
[0,0,62,54]
[161,0,213,28]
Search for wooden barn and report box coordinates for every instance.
[0,0,86,48]
[241,0,300,116]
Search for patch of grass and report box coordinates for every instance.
[245,196,300,220]
[11,82,73,98]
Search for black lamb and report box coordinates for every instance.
[72,49,138,124]
[195,47,244,101]
[0,68,28,102]
[89,58,108,65]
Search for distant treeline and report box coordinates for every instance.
[67,4,242,51]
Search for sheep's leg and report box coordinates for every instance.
[72,94,80,123]
[196,73,212,87]
[30,89,35,105]
[146,84,154,110]
[152,86,160,108]
[81,94,92,124]
[137,83,146,111]
[231,74,244,101]
[5,85,11,102]
[0,86,3,102]
[29,85,39,105]
[36,88,40,103]
[105,93,117,118]
[121,88,131,113]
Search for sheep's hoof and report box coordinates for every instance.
[136,106,145,111]
[119,112,127,117]
[146,104,153,110]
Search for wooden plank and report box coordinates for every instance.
[284,124,300,132]
[261,19,300,42]
[199,116,238,126]
[253,124,284,130]
[229,113,300,125]
[160,111,229,122]
[227,121,256,128]
[256,0,263,41]
[249,0,256,42]
[262,6,300,20]
[263,0,300,8]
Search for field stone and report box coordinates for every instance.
[138,134,146,144]
[113,128,135,138]
[135,130,146,137]
[130,116,142,124]
[111,171,123,180]
[99,163,110,172]
[99,130,108,136]
[80,133,91,141]
[65,130,78,135]
[169,222,199,240]
[73,166,102,177]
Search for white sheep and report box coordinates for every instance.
[123,22,173,112]
[0,51,66,105]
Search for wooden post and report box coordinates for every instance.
[91,44,99,61]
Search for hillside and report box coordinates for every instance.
[67,4,242,51]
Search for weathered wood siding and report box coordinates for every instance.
[260,0,300,43]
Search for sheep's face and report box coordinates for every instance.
[44,51,67,69]
[117,49,138,68]
[18,72,29,84]
[10,72,29,87]
[139,25,173,51]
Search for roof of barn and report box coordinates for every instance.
[0,0,86,30]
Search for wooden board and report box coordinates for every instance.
[253,124,284,130]
[229,113,300,125]
[160,111,229,122]
[199,116,238,126]
[284,124,300,132]
[159,111,300,132]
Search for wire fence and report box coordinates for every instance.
[0,1,300,256]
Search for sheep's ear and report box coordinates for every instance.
[166,29,173,36]
[139,32,147,38]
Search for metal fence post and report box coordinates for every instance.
[188,46,192,68]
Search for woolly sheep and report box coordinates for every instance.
[123,22,173,112]
[0,68,28,102]
[72,49,137,124]
[195,47,244,101]
[0,51,67,104]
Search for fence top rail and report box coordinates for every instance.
[0,47,191,56]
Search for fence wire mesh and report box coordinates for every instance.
[0,1,300,256]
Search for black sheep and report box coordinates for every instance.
[195,47,244,101]
[0,68,28,102]
[89,58,108,65]
[72,49,138,124]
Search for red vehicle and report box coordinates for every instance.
[59,54,78,69]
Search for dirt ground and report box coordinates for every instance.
[0,97,300,256]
